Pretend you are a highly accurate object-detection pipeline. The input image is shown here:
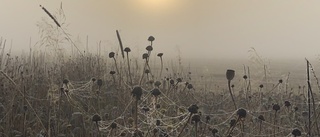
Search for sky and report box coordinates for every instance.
[2,0,320,60]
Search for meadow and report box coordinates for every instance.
[1,5,320,137]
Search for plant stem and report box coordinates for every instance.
[228,80,237,110]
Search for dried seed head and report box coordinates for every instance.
[226,69,235,81]
[144,69,150,74]
[120,132,126,136]
[132,86,143,100]
[230,119,237,127]
[157,53,163,57]
[92,114,101,122]
[187,84,193,90]
[127,117,134,125]
[142,106,150,112]
[156,119,161,126]
[23,105,28,112]
[169,79,174,85]
[258,115,265,121]
[154,81,161,87]
[188,104,199,114]
[110,71,116,75]
[92,78,96,82]
[109,52,115,58]
[259,84,264,88]
[110,122,117,129]
[291,128,301,136]
[272,104,280,112]
[146,45,153,51]
[231,84,235,88]
[142,53,149,59]
[191,114,201,123]
[177,78,182,83]
[243,75,248,80]
[294,106,298,111]
[211,128,218,135]
[63,79,69,84]
[151,88,161,97]
[148,36,155,42]
[206,116,210,122]
[156,104,161,109]
[279,79,283,83]
[124,47,131,53]
[237,108,247,118]
[284,101,291,107]
[97,79,103,87]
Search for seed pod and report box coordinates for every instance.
[145,69,150,74]
[23,105,28,112]
[211,128,218,135]
[226,69,235,81]
[132,86,143,100]
[187,84,193,90]
[188,104,199,114]
[148,36,155,42]
[97,79,103,87]
[120,132,126,136]
[191,114,201,123]
[177,78,182,83]
[294,106,298,111]
[146,45,153,51]
[230,119,236,127]
[110,122,117,129]
[92,114,101,123]
[291,128,301,136]
[154,81,161,87]
[109,52,115,58]
[206,116,210,122]
[151,88,161,97]
[110,71,116,75]
[237,108,247,118]
[124,47,131,53]
[258,115,265,121]
[157,53,163,57]
[142,106,150,112]
[243,75,248,80]
[279,79,283,83]
[92,78,96,82]
[259,84,264,88]
[272,104,280,112]
[156,119,161,126]
[142,53,149,59]
[63,79,69,84]
[169,79,174,85]
[284,101,291,107]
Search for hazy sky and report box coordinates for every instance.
[2,0,320,60]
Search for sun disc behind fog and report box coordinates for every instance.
[135,0,179,14]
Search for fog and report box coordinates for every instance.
[1,0,320,60]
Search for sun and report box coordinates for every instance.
[135,0,179,14]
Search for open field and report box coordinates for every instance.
[1,35,320,137]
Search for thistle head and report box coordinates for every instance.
[188,104,199,114]
[157,53,163,57]
[124,47,131,53]
[237,108,247,119]
[148,36,155,42]
[142,53,149,59]
[109,52,115,58]
[132,86,143,100]
[226,69,235,81]
[146,45,153,51]
[272,104,280,112]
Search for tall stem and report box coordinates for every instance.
[228,80,237,110]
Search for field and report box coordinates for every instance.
[2,5,320,137]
